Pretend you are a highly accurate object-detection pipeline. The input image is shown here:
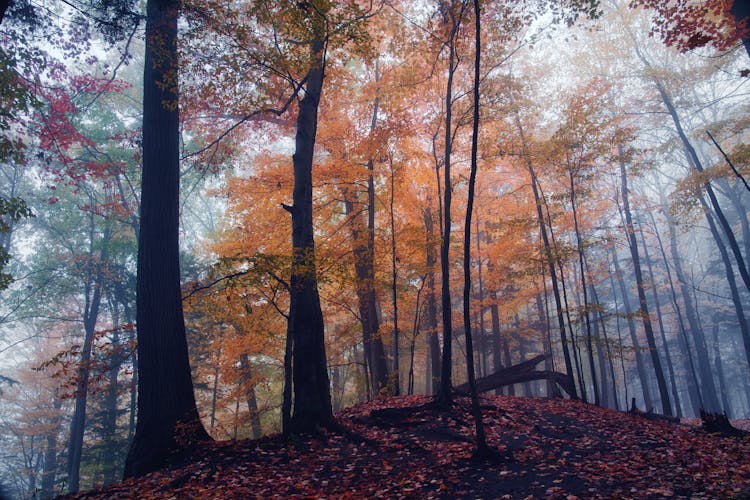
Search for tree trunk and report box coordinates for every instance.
[610,247,654,411]
[637,221,681,417]
[455,354,576,397]
[646,203,703,415]
[653,77,750,296]
[344,194,388,395]
[40,392,62,499]
[286,28,333,433]
[462,0,488,455]
[437,0,465,406]
[123,0,209,479]
[513,112,577,399]
[699,195,750,379]
[67,221,109,493]
[619,151,672,416]
[389,155,400,396]
[424,207,441,395]
[568,169,599,405]
[239,354,262,439]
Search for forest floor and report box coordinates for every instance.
[71,395,750,499]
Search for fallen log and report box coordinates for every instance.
[454,354,576,398]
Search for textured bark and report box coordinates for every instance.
[123,0,209,479]
[287,30,333,433]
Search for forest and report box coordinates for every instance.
[1,0,750,498]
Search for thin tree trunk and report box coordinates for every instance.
[637,221,681,417]
[619,150,671,416]
[344,193,388,395]
[568,169,599,405]
[424,207,441,395]
[610,246,654,411]
[646,205,703,415]
[389,155,400,396]
[240,354,262,439]
[653,77,750,295]
[463,0,488,455]
[514,113,577,399]
[67,221,109,493]
[437,0,466,406]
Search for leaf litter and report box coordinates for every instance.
[67,395,750,499]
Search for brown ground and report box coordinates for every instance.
[70,395,750,499]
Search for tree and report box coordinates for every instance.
[462,0,489,456]
[123,0,209,478]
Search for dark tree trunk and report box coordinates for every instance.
[239,354,262,439]
[513,113,577,399]
[40,392,62,499]
[568,169,599,405]
[456,354,576,397]
[489,299,503,396]
[646,203,703,415]
[710,319,733,417]
[659,193,721,412]
[610,247,654,411]
[437,0,465,406]
[344,193,389,395]
[102,296,125,485]
[123,0,209,479]
[637,221,681,417]
[619,151,672,416]
[699,195,750,380]
[653,77,750,295]
[286,30,333,433]
[462,0,488,455]
[67,221,109,493]
[424,207,441,395]
[389,156,400,396]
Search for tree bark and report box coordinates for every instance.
[123,0,209,479]
[423,207,441,395]
[568,168,599,405]
[286,26,333,433]
[513,112,577,399]
[437,0,466,406]
[610,246,654,411]
[66,219,109,492]
[239,354,262,439]
[619,150,672,416]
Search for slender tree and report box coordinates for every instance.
[462,0,489,456]
[619,147,671,416]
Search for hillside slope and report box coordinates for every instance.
[70,395,750,499]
